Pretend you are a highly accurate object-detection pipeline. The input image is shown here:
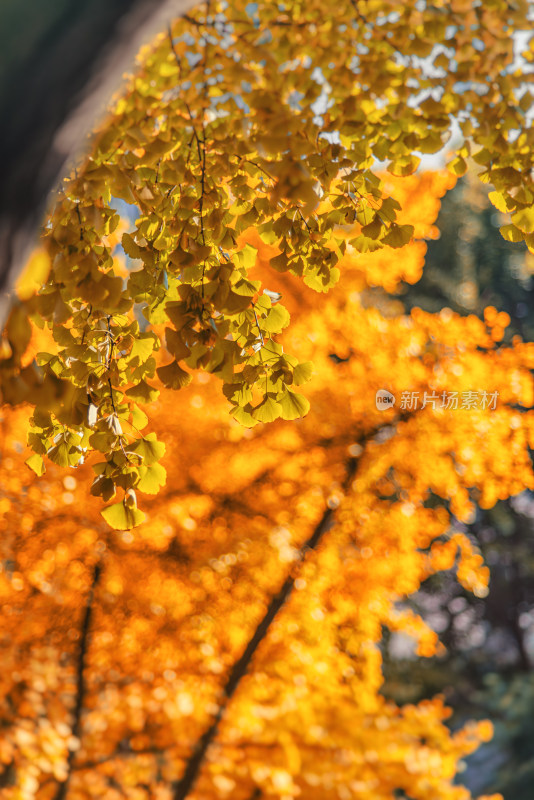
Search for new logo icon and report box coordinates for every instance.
[376,389,396,411]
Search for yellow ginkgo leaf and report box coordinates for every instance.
[101,500,146,530]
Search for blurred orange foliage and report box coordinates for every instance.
[2,172,532,799]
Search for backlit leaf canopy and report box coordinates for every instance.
[1,0,534,524]
[1,240,533,796]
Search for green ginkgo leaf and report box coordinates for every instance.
[129,333,156,364]
[232,278,261,296]
[234,243,258,269]
[137,462,167,494]
[293,361,314,386]
[90,475,116,502]
[350,234,383,253]
[447,155,468,177]
[382,224,414,249]
[25,453,45,476]
[388,154,421,177]
[278,390,310,420]
[125,379,160,403]
[223,382,253,406]
[512,206,534,234]
[47,441,80,467]
[230,405,259,428]
[270,252,289,272]
[500,224,524,243]
[27,432,47,455]
[89,431,116,453]
[122,232,143,259]
[131,404,149,431]
[131,433,166,465]
[361,214,383,240]
[156,361,192,389]
[488,190,512,214]
[165,327,191,361]
[252,395,281,423]
[261,304,290,334]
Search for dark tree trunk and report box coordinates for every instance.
[0,0,193,326]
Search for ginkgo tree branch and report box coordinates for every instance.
[171,415,406,800]
[53,561,102,800]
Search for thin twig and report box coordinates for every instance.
[199,1,210,295]
[297,207,311,233]
[167,24,201,149]
[252,307,265,346]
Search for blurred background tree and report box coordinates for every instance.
[382,169,534,800]
[400,173,534,340]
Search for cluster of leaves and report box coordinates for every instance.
[1,0,534,796]
[1,0,534,525]
[2,186,533,795]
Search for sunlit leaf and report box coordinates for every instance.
[25,453,45,476]
[130,433,166,465]
[252,395,281,423]
[278,390,310,420]
[261,304,290,333]
[156,361,192,389]
[137,462,167,494]
[101,500,146,530]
